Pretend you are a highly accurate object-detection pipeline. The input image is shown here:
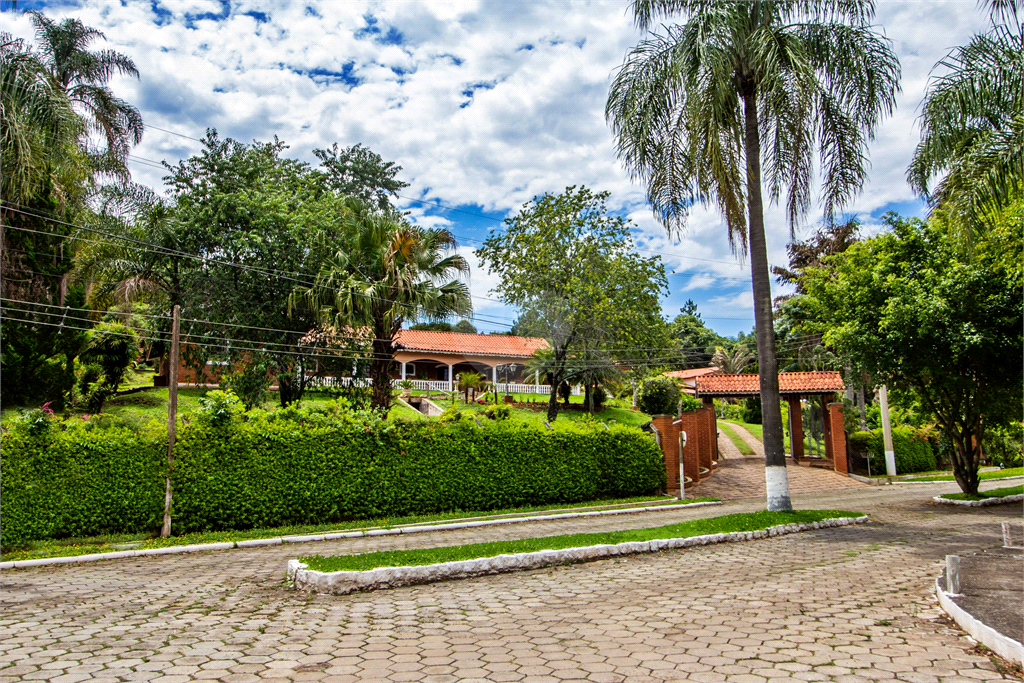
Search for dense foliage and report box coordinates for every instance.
[636,376,680,416]
[849,426,937,474]
[1,413,664,545]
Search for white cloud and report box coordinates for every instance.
[0,0,993,335]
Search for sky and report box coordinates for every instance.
[0,0,992,337]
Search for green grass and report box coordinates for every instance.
[718,422,755,455]
[0,494,692,562]
[909,467,1022,482]
[301,509,863,572]
[939,484,1023,501]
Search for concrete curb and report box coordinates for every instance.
[847,469,1011,486]
[289,515,870,595]
[935,577,1024,665]
[932,493,1024,507]
[0,500,721,570]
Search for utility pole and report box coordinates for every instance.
[878,384,896,476]
[161,305,181,538]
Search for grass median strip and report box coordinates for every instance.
[939,484,1023,501]
[911,468,1022,483]
[301,509,861,573]
[0,494,690,563]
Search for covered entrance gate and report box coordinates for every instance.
[695,371,850,474]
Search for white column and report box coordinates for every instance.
[401,362,406,381]
[535,370,539,394]
[492,366,497,390]
[448,364,454,392]
[879,384,897,476]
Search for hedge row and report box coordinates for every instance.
[1,420,665,545]
[849,425,936,474]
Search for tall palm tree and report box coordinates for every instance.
[294,199,472,411]
[711,346,754,375]
[907,0,1022,229]
[0,32,84,207]
[607,0,899,510]
[29,11,143,176]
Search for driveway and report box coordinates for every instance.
[1,483,1020,682]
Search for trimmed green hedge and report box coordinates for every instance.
[0,428,165,545]
[1,420,665,545]
[856,425,936,474]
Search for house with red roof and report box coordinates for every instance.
[393,329,548,391]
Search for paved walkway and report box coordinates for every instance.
[1,483,1021,683]
[692,429,866,501]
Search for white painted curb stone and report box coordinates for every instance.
[0,500,720,570]
[932,493,1024,507]
[288,515,870,595]
[935,576,1024,665]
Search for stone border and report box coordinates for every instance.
[288,515,870,595]
[0,500,721,570]
[935,576,1024,665]
[932,493,1024,507]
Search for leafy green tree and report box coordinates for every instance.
[668,300,729,367]
[476,186,667,422]
[295,198,472,412]
[802,210,1023,494]
[606,0,900,510]
[907,1,1022,228]
[29,11,143,176]
[314,143,409,211]
[77,321,140,411]
[452,319,477,334]
[409,321,453,332]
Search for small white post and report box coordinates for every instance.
[448,364,454,392]
[535,370,539,394]
[945,555,960,594]
[678,431,687,500]
[879,384,897,476]
[401,363,406,381]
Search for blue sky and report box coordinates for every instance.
[2,1,988,337]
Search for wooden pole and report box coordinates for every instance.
[161,304,181,538]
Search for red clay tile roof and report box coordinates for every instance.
[664,367,720,381]
[695,371,845,397]
[395,329,548,358]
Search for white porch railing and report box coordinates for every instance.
[305,375,582,395]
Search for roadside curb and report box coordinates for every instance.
[932,493,1024,507]
[935,577,1024,665]
[289,515,870,595]
[0,500,722,570]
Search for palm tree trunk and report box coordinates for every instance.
[743,89,792,512]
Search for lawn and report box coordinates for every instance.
[413,393,651,427]
[0,494,689,563]
[301,509,863,572]
[908,467,1022,482]
[938,484,1023,501]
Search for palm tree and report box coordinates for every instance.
[0,32,84,207]
[606,0,899,511]
[907,0,1022,229]
[29,11,143,176]
[294,199,472,411]
[711,346,753,375]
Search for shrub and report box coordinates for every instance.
[197,390,243,427]
[985,424,1023,468]
[849,430,872,454]
[0,427,165,546]
[222,355,274,410]
[482,403,512,420]
[742,396,762,424]
[637,376,680,415]
[1,416,666,543]
[679,394,702,413]
[592,386,607,409]
[865,426,936,474]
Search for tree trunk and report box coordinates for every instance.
[369,327,395,412]
[546,376,560,422]
[584,382,592,413]
[743,88,791,511]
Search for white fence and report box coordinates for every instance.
[305,375,581,395]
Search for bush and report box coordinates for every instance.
[222,355,274,410]
[679,394,702,413]
[482,403,512,420]
[637,376,680,415]
[0,417,666,543]
[865,426,936,474]
[742,396,762,424]
[592,386,607,409]
[849,430,872,454]
[0,426,165,546]
[984,424,1023,468]
[197,390,243,427]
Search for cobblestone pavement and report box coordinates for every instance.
[694,433,866,501]
[2,483,1020,683]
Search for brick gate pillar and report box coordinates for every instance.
[678,411,703,483]
[697,406,714,473]
[788,397,804,462]
[828,403,848,474]
[651,414,679,491]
